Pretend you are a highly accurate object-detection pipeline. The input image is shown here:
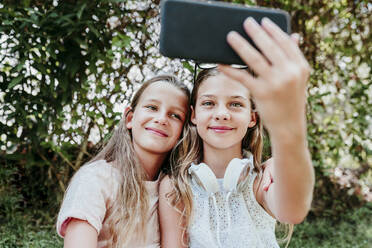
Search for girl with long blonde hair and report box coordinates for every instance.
[159,18,315,247]
[56,75,190,247]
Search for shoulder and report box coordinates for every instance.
[78,159,116,174]
[65,159,121,198]
[57,160,119,237]
[159,175,174,195]
[73,160,119,182]
[159,176,177,213]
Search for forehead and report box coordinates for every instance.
[140,81,188,109]
[197,74,250,98]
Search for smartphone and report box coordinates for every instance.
[159,0,291,65]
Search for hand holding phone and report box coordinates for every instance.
[219,17,310,133]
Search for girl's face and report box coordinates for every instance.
[126,81,188,156]
[191,74,256,152]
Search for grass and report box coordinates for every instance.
[0,203,371,248]
[0,213,62,248]
[285,202,372,248]
[0,229,62,248]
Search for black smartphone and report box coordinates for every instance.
[159,0,291,65]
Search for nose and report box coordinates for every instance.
[214,106,230,121]
[154,110,168,125]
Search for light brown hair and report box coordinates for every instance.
[91,75,190,247]
[168,68,263,237]
[168,68,292,246]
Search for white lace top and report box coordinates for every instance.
[187,154,279,248]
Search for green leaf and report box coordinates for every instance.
[48,12,58,18]
[7,75,23,89]
[182,61,194,73]
[14,61,25,72]
[2,20,14,25]
[77,3,87,20]
[118,33,131,47]
[89,26,100,38]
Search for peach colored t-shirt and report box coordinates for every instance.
[56,160,160,248]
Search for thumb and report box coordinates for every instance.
[290,33,300,46]
[263,172,274,192]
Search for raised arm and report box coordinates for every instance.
[219,17,315,224]
[159,176,188,248]
[264,120,313,224]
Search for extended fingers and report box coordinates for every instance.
[290,33,300,45]
[261,19,310,70]
[226,31,270,76]
[243,18,287,65]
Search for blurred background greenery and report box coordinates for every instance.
[0,0,371,247]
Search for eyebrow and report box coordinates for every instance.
[146,98,161,102]
[145,99,186,114]
[199,95,248,100]
[231,96,248,100]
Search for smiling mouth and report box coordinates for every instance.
[209,126,234,133]
[145,127,168,137]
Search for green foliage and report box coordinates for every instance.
[1,0,162,214]
[0,213,62,247]
[288,202,372,247]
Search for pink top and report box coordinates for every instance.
[56,160,160,248]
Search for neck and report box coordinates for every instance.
[136,150,166,181]
[203,145,243,178]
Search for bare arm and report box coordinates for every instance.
[264,130,313,224]
[64,218,98,248]
[220,17,315,224]
[159,176,188,248]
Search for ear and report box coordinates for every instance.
[124,106,132,117]
[248,111,257,128]
[125,107,133,129]
[190,106,197,125]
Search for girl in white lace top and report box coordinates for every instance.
[159,18,315,248]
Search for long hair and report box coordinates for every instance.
[168,68,265,241]
[90,75,190,247]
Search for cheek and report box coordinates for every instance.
[172,121,184,137]
[176,123,184,135]
[238,114,252,129]
[135,111,152,124]
[193,109,209,124]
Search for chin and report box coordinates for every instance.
[145,145,172,155]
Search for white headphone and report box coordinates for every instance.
[188,153,254,193]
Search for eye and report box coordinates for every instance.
[230,102,243,108]
[145,105,157,111]
[170,113,182,120]
[201,101,214,107]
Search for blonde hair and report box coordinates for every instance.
[90,75,190,247]
[168,68,293,245]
